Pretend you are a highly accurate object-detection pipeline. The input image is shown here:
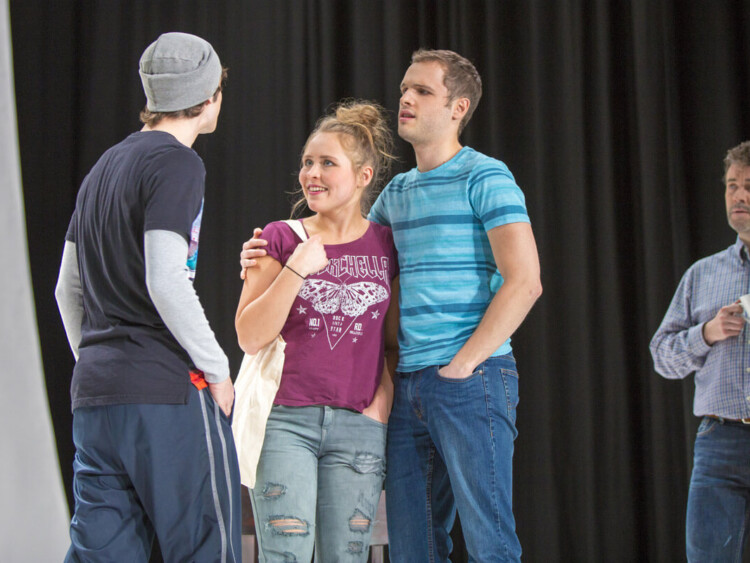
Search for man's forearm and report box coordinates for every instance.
[447,275,542,375]
[442,222,542,377]
[650,322,710,379]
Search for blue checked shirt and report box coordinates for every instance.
[650,238,750,418]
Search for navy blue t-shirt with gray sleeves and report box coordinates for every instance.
[368,146,530,372]
[66,131,205,409]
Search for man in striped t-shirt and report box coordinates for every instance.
[239,50,542,562]
[368,49,542,563]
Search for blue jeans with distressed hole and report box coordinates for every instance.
[385,354,522,562]
[686,416,750,562]
[249,405,386,562]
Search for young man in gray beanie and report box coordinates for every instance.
[55,32,240,562]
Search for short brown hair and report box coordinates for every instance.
[139,66,228,127]
[411,49,482,134]
[724,141,750,181]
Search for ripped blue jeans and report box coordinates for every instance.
[250,405,386,562]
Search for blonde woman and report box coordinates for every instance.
[235,100,398,562]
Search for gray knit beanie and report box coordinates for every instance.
[139,32,222,112]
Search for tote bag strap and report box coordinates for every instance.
[281,219,308,241]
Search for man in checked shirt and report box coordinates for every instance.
[651,140,750,562]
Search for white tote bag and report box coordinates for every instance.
[232,220,307,488]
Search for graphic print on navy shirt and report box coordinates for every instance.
[295,254,391,349]
[186,199,203,281]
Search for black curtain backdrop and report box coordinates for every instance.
[11,1,750,561]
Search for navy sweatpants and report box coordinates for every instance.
[65,384,241,562]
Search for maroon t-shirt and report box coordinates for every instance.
[263,219,398,412]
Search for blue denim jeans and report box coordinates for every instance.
[249,405,386,562]
[686,416,750,562]
[385,354,522,562]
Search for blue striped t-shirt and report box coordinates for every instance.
[368,146,530,371]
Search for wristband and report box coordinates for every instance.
[285,264,305,279]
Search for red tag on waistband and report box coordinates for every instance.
[190,370,208,390]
